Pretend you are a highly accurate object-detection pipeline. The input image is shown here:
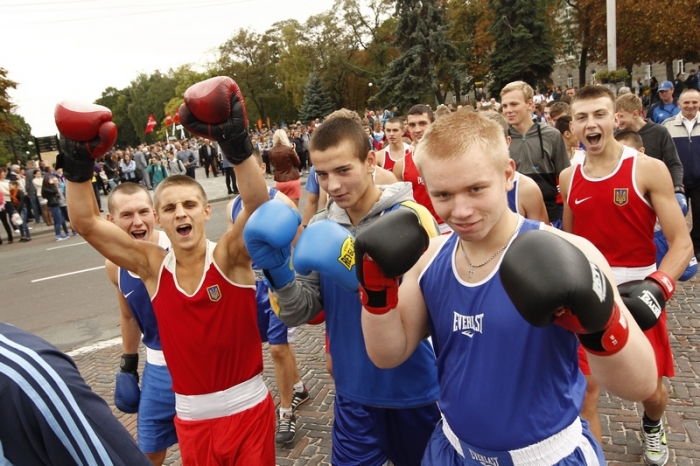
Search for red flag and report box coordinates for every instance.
[145,114,157,134]
[173,111,180,125]
[165,111,172,127]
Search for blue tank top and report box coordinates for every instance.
[118,231,170,351]
[322,277,439,408]
[119,270,161,350]
[231,188,280,311]
[419,218,585,450]
[506,173,521,215]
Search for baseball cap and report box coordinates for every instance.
[658,80,673,91]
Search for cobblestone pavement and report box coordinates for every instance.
[70,275,700,465]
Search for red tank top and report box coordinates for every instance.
[152,241,262,396]
[567,146,656,267]
[383,143,410,173]
[403,151,444,224]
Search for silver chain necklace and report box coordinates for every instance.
[459,219,523,279]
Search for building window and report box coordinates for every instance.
[567,75,574,88]
[677,60,685,75]
[645,64,651,81]
[591,70,596,84]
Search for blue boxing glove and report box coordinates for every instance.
[114,354,140,413]
[681,256,698,281]
[293,220,358,293]
[654,229,696,281]
[244,200,300,289]
[676,190,688,216]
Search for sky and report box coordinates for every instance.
[2,0,336,137]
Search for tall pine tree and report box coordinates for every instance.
[487,0,556,97]
[298,73,335,123]
[377,0,461,110]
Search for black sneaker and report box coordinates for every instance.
[275,411,296,445]
[291,387,310,411]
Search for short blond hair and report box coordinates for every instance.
[501,81,534,101]
[616,93,643,113]
[154,175,207,211]
[415,111,510,170]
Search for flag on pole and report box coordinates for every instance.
[165,112,172,127]
[173,111,180,125]
[145,114,157,134]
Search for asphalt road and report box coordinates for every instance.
[0,195,307,352]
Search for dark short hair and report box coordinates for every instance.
[407,104,435,122]
[107,182,151,215]
[309,117,370,162]
[554,115,572,135]
[572,85,615,107]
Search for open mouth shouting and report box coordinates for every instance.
[176,224,193,237]
[131,229,148,240]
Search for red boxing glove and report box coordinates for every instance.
[179,77,253,164]
[55,101,117,182]
[358,256,400,315]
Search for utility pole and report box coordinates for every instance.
[607,0,616,71]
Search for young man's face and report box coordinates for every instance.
[501,90,533,127]
[407,113,431,142]
[615,109,639,130]
[107,191,156,241]
[155,185,211,249]
[384,121,403,145]
[571,97,618,155]
[312,139,374,211]
[421,145,514,243]
[680,91,700,120]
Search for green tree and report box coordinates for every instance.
[0,113,32,165]
[95,87,138,149]
[126,71,177,145]
[486,0,556,97]
[377,0,461,109]
[299,73,335,123]
[0,68,18,137]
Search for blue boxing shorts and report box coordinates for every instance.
[138,360,178,453]
[255,276,296,345]
[421,416,605,466]
[332,393,440,466]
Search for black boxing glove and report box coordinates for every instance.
[355,209,430,314]
[617,270,674,331]
[500,230,629,356]
[54,101,117,183]
[178,76,253,165]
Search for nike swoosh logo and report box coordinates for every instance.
[574,197,593,205]
[124,291,134,299]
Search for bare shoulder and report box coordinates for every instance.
[105,259,119,286]
[414,234,451,273]
[375,166,398,184]
[274,190,299,211]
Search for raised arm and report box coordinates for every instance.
[177,77,269,276]
[58,101,158,281]
[358,209,434,368]
[501,227,657,402]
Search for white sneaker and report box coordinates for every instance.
[641,420,669,465]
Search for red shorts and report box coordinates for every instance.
[174,394,275,466]
[578,310,674,378]
[276,180,301,200]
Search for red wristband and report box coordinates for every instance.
[578,303,630,357]
[646,270,675,301]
